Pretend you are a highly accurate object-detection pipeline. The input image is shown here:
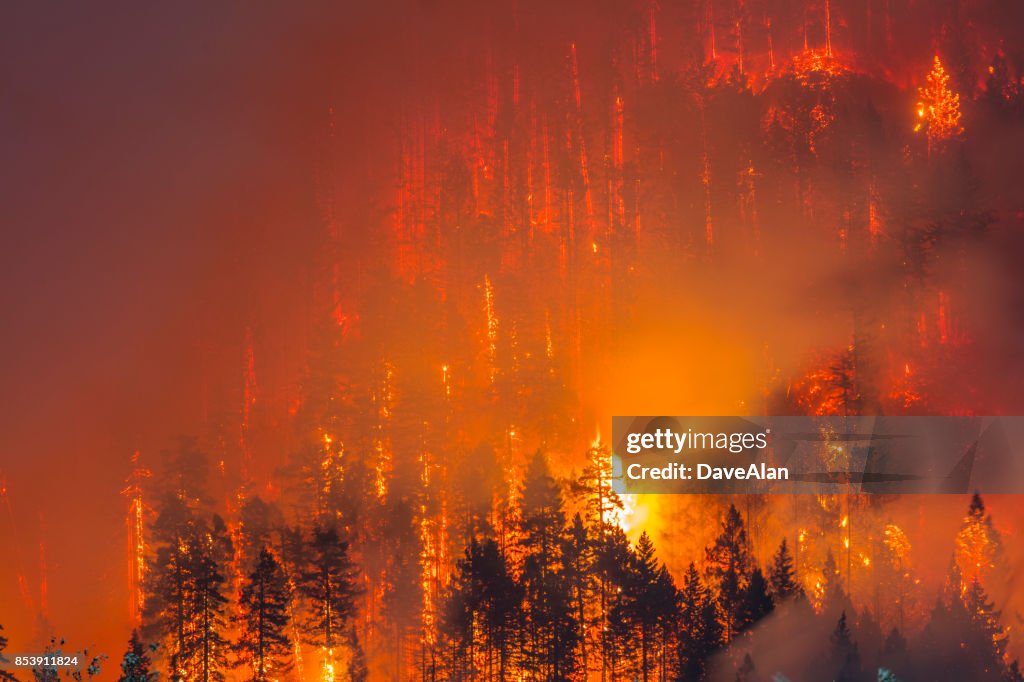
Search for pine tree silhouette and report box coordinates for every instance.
[0,625,18,682]
[237,548,293,681]
[738,568,774,632]
[706,504,753,640]
[769,538,803,601]
[116,631,155,682]
[302,525,359,651]
[829,611,862,682]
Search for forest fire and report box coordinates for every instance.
[3,0,1024,681]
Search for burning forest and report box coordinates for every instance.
[5,0,1024,680]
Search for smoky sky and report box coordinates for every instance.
[0,0,417,657]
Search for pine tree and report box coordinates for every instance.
[571,442,625,678]
[879,627,909,679]
[821,548,850,619]
[768,538,803,601]
[518,451,579,680]
[983,52,1023,117]
[302,525,359,655]
[145,516,200,682]
[915,55,963,154]
[738,568,774,632]
[592,526,633,678]
[677,563,722,681]
[614,533,677,682]
[918,591,970,679]
[572,441,622,534]
[956,493,1002,584]
[346,627,368,682]
[190,534,231,682]
[441,538,521,679]
[561,513,592,675]
[705,504,753,640]
[237,548,293,681]
[116,631,155,682]
[0,625,18,682]
[962,577,1008,678]
[379,498,423,680]
[829,611,862,682]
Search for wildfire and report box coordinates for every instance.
[321,649,334,682]
[122,450,150,623]
[915,55,964,154]
[484,274,498,386]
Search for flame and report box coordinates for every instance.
[484,275,498,385]
[322,649,334,682]
[122,450,150,623]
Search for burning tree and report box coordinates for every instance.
[236,548,293,681]
[189,533,232,682]
[915,55,964,154]
[300,525,359,676]
[955,494,1002,586]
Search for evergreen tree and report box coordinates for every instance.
[190,534,231,682]
[145,516,200,682]
[829,611,863,682]
[982,52,1024,118]
[0,625,18,682]
[956,493,1002,584]
[441,538,521,679]
[879,627,909,680]
[705,504,753,640]
[738,568,774,632]
[571,442,626,678]
[572,442,623,534]
[962,577,1008,678]
[302,525,359,651]
[821,548,850,619]
[379,498,423,679]
[592,527,633,678]
[237,548,293,681]
[561,513,592,675]
[919,592,969,679]
[769,538,803,601]
[677,563,722,681]
[518,452,579,680]
[116,631,155,682]
[346,627,368,682]
[915,55,963,154]
[613,533,677,682]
